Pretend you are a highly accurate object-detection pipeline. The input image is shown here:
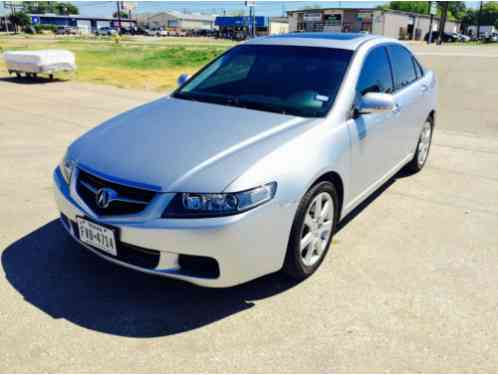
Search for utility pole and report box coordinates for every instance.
[437,1,449,45]
[252,2,256,38]
[476,1,483,40]
[245,0,255,38]
[427,1,435,44]
[116,1,122,32]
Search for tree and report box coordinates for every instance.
[461,9,477,29]
[385,1,466,20]
[386,1,430,15]
[9,11,31,31]
[22,2,79,15]
[303,4,322,10]
[54,2,79,15]
[447,2,466,20]
[113,11,129,19]
[480,1,498,25]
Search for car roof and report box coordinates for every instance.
[245,32,390,51]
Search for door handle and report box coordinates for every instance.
[392,103,401,115]
[421,84,429,93]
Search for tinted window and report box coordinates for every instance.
[388,45,417,90]
[174,45,353,118]
[356,46,394,95]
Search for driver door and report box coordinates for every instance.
[347,45,399,200]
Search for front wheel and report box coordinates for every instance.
[283,181,338,280]
[405,119,433,173]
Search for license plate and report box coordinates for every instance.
[76,217,117,256]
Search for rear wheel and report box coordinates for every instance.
[405,118,433,173]
[283,181,338,280]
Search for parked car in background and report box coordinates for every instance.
[170,29,187,37]
[424,31,458,43]
[453,33,471,42]
[143,28,156,37]
[96,27,117,36]
[119,27,142,35]
[484,32,498,43]
[156,29,169,37]
[56,26,79,35]
[54,33,437,287]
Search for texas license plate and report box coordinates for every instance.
[77,217,117,256]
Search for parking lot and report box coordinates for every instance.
[1,43,497,372]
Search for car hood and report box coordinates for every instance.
[69,97,317,192]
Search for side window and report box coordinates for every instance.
[356,46,394,96]
[387,45,417,90]
[412,57,424,79]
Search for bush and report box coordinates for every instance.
[34,24,57,34]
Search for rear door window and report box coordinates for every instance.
[387,45,417,90]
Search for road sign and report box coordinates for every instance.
[430,2,438,16]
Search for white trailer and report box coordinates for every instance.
[3,49,76,80]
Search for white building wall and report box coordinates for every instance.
[372,11,384,36]
[444,20,460,33]
[269,21,289,34]
[381,12,409,39]
[180,19,214,30]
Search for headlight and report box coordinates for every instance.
[163,182,277,218]
[59,153,74,184]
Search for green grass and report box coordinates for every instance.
[0,35,235,90]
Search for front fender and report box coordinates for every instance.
[225,120,352,218]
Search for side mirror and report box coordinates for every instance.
[177,73,190,87]
[357,92,396,115]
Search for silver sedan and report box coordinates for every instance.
[54,32,437,287]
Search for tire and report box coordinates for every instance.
[405,117,434,173]
[283,181,339,280]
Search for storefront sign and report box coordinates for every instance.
[303,12,322,22]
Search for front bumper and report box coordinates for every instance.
[53,168,296,287]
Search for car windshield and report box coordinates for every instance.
[173,45,353,118]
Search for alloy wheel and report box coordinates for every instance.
[299,192,334,267]
[417,121,432,167]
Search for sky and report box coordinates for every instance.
[0,1,482,18]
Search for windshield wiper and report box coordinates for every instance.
[175,91,240,107]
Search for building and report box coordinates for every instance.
[29,14,137,33]
[214,16,288,38]
[139,11,215,31]
[467,25,496,38]
[287,8,460,40]
[269,17,289,35]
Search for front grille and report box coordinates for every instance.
[76,168,156,216]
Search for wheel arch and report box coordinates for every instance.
[310,171,344,221]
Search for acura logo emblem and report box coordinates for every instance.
[96,188,117,209]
